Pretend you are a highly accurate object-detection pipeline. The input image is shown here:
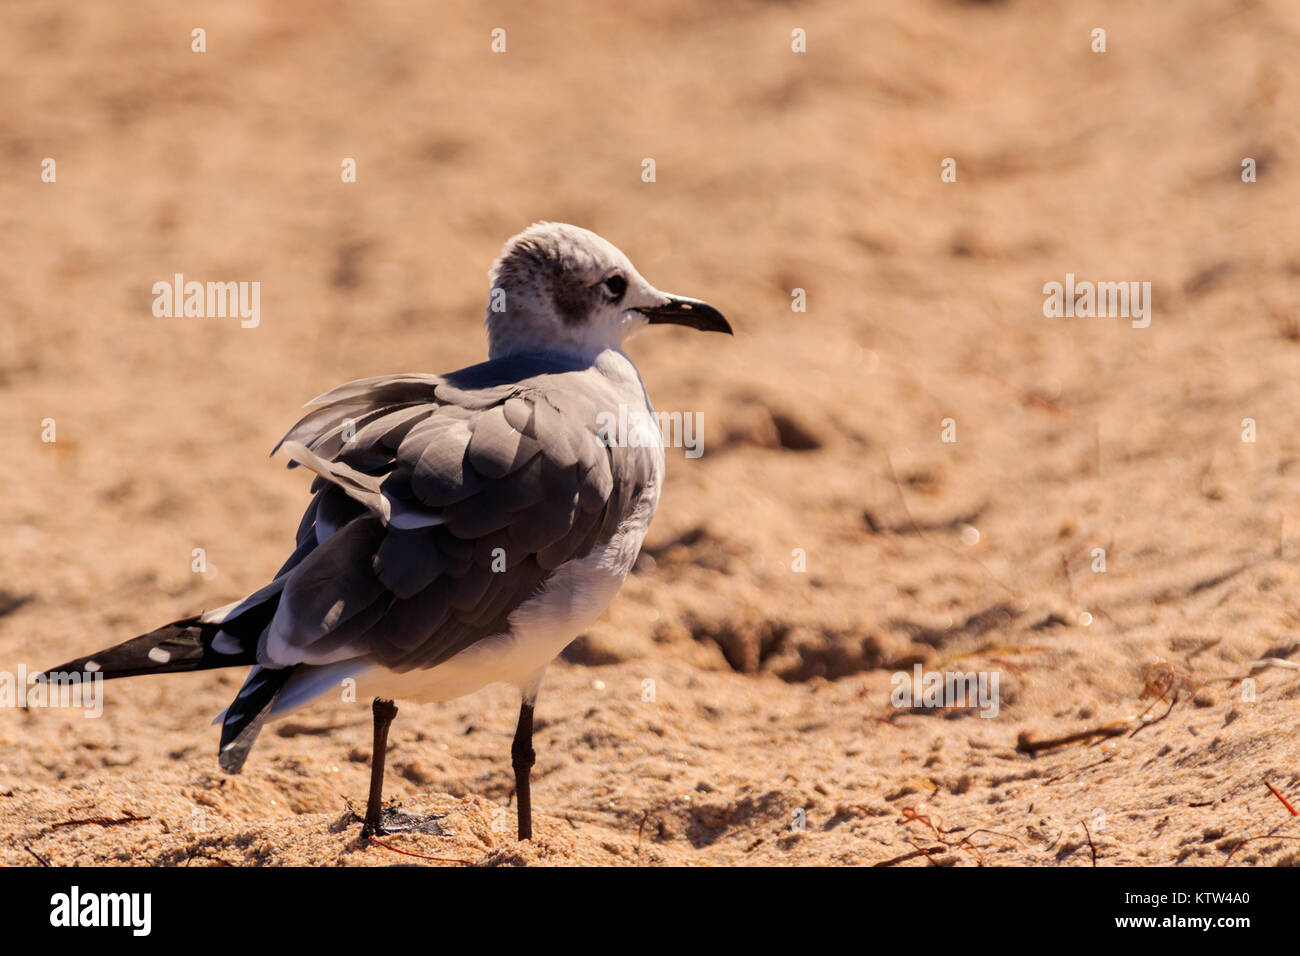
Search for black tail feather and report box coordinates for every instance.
[38,592,281,682]
[218,666,297,774]
[39,618,251,681]
[39,588,295,774]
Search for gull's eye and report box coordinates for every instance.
[602,274,627,300]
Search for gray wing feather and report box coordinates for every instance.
[262,518,389,662]
[314,484,364,543]
[273,402,371,460]
[281,440,391,521]
[372,530,447,599]
[529,397,581,469]
[407,416,478,506]
[466,405,542,477]
[342,405,435,466]
[305,373,444,407]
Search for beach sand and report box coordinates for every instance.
[2,0,1299,865]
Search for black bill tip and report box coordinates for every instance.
[639,295,733,335]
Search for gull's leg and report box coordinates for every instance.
[362,697,399,839]
[511,699,536,840]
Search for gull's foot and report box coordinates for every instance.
[362,806,445,839]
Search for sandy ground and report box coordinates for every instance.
[2,0,1300,866]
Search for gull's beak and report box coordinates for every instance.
[638,294,733,335]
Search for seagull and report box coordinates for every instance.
[40,222,731,842]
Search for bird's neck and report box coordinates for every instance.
[487,316,623,365]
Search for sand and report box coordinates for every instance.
[2,0,1300,866]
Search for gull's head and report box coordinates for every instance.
[485,221,731,360]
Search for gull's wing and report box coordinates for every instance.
[258,355,656,674]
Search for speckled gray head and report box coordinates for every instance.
[486,221,731,360]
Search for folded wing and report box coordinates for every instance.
[260,356,655,674]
